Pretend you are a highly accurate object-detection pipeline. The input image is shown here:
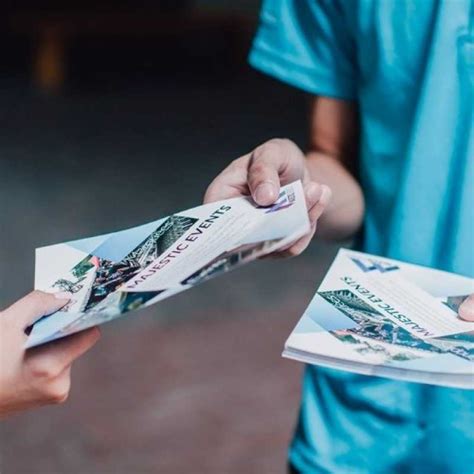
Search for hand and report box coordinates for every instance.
[0,291,100,418]
[204,138,331,257]
[459,294,474,322]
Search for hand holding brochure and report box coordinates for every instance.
[283,249,474,389]
[28,181,309,348]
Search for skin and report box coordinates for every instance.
[204,96,474,322]
[0,291,100,418]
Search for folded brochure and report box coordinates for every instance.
[28,181,309,348]
[283,249,474,389]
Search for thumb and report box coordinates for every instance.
[247,139,305,206]
[3,290,71,329]
[247,143,287,206]
[458,294,474,322]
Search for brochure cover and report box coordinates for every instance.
[28,181,309,348]
[283,249,474,389]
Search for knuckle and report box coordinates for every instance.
[286,246,301,258]
[249,161,268,177]
[254,140,280,158]
[252,138,299,168]
[42,377,71,404]
[267,138,297,154]
[47,386,70,404]
[286,239,309,258]
[26,358,62,380]
[279,247,299,259]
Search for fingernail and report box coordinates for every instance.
[255,182,277,204]
[54,291,72,300]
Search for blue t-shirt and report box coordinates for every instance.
[249,0,474,472]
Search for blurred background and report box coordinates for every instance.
[0,1,338,472]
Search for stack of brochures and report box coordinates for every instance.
[283,249,474,389]
[28,182,309,348]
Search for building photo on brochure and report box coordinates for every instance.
[1,1,473,473]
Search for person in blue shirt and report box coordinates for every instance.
[204,0,474,472]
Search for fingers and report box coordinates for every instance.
[29,366,72,406]
[44,366,72,405]
[247,155,281,206]
[204,139,306,207]
[27,327,101,370]
[2,290,71,329]
[266,182,332,259]
[459,295,474,321]
[19,328,99,412]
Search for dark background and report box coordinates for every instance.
[0,2,337,472]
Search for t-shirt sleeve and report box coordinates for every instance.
[249,0,357,100]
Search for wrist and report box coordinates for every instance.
[305,151,364,241]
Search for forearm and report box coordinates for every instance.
[306,151,364,241]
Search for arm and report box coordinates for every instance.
[305,96,363,240]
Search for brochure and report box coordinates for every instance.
[283,249,474,389]
[27,181,309,348]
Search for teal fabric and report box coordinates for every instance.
[249,0,474,472]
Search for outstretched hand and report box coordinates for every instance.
[204,138,331,257]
